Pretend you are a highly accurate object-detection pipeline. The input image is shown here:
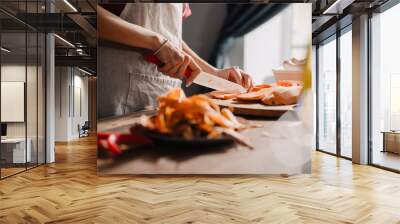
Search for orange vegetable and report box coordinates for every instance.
[250,84,272,92]
[236,88,274,101]
[140,88,248,139]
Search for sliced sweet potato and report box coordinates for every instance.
[236,88,274,101]
[139,87,252,142]
[208,90,241,100]
[250,84,272,92]
[275,80,303,87]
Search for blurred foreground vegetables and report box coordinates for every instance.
[140,88,248,140]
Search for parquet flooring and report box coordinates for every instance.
[1,136,400,223]
[1,167,26,178]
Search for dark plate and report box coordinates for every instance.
[143,131,234,147]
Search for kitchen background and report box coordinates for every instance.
[183,3,311,95]
[96,3,312,175]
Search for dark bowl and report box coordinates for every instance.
[143,131,234,147]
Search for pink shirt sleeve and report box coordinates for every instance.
[182,3,192,20]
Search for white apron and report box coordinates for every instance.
[98,3,183,118]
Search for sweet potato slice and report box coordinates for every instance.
[275,80,303,87]
[140,88,252,141]
[208,90,241,100]
[236,88,274,101]
[250,84,272,92]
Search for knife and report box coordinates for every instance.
[144,55,247,93]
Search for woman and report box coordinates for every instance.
[98,3,253,118]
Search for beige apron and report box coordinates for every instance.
[98,3,183,118]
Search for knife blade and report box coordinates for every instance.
[144,55,246,93]
[192,71,246,93]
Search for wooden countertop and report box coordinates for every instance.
[98,110,311,175]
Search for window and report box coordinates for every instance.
[316,24,353,159]
[0,1,47,179]
[339,28,352,158]
[317,37,337,154]
[370,3,400,171]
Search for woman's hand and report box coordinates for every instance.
[154,40,201,81]
[215,67,253,90]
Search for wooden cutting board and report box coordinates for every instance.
[212,98,295,117]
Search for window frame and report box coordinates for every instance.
[315,24,353,161]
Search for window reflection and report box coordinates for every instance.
[340,29,352,158]
[0,1,46,179]
[371,3,400,171]
[317,37,337,154]
[1,31,28,177]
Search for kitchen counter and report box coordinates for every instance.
[98,110,312,175]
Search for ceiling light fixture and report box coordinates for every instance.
[54,34,75,48]
[1,47,11,53]
[78,67,92,76]
[63,0,78,12]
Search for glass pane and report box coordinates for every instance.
[1,31,27,177]
[317,37,337,154]
[27,31,38,169]
[371,4,400,171]
[38,32,45,165]
[340,30,352,158]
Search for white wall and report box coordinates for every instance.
[1,65,38,138]
[225,4,311,84]
[1,82,25,122]
[55,67,89,141]
[1,65,26,140]
[245,4,311,84]
[55,67,68,141]
[1,64,46,164]
[1,65,26,129]
[72,74,89,138]
[243,8,289,84]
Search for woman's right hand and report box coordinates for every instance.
[153,39,201,82]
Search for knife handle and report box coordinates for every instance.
[144,54,192,78]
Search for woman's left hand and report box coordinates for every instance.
[215,67,253,90]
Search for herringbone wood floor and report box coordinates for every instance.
[1,136,400,224]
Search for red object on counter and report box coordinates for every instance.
[97,132,153,156]
[106,134,123,155]
[98,132,111,140]
[144,54,192,79]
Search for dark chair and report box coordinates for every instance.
[79,121,90,138]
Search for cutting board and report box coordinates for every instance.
[212,98,295,118]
